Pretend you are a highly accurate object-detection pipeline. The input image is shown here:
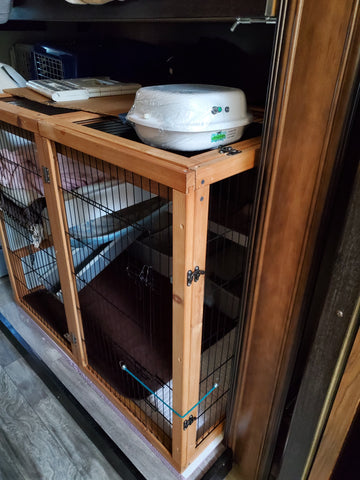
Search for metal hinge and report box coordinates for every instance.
[42,166,50,183]
[64,332,77,344]
[219,145,242,156]
[187,266,205,286]
[183,415,196,430]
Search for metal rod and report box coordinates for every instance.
[121,364,218,419]
[231,16,277,32]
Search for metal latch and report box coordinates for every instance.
[183,415,196,430]
[42,166,50,183]
[219,146,241,156]
[187,266,205,286]
[64,332,77,344]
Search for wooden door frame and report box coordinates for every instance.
[308,302,360,480]
[227,0,360,478]
[276,72,360,479]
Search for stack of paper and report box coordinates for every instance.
[26,77,141,102]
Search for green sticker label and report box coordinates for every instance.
[211,131,227,142]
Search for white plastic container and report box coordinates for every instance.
[126,84,251,151]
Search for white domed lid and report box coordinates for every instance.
[127,84,251,132]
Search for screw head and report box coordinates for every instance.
[336,310,344,318]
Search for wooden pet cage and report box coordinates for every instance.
[0,93,261,471]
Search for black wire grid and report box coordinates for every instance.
[0,121,70,345]
[2,97,74,116]
[55,142,174,450]
[195,170,257,446]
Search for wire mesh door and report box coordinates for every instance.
[196,169,257,446]
[0,121,71,347]
[54,143,174,450]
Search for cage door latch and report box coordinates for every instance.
[187,266,205,286]
[64,332,77,344]
[219,146,242,156]
[183,415,196,430]
[42,166,50,183]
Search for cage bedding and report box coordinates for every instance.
[22,251,173,398]
[78,251,173,399]
[0,145,109,247]
[0,147,107,195]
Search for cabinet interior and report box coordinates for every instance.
[0,11,276,473]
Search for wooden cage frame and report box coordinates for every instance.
[0,93,260,472]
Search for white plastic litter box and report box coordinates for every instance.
[126,84,252,151]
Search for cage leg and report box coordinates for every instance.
[0,214,27,301]
[35,134,87,366]
[172,186,209,470]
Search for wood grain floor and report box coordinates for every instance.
[0,328,126,480]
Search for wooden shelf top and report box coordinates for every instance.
[0,93,262,192]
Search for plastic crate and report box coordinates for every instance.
[33,44,76,80]
[33,42,108,80]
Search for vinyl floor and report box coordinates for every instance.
[0,328,126,480]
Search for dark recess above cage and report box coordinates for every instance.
[9,0,275,22]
